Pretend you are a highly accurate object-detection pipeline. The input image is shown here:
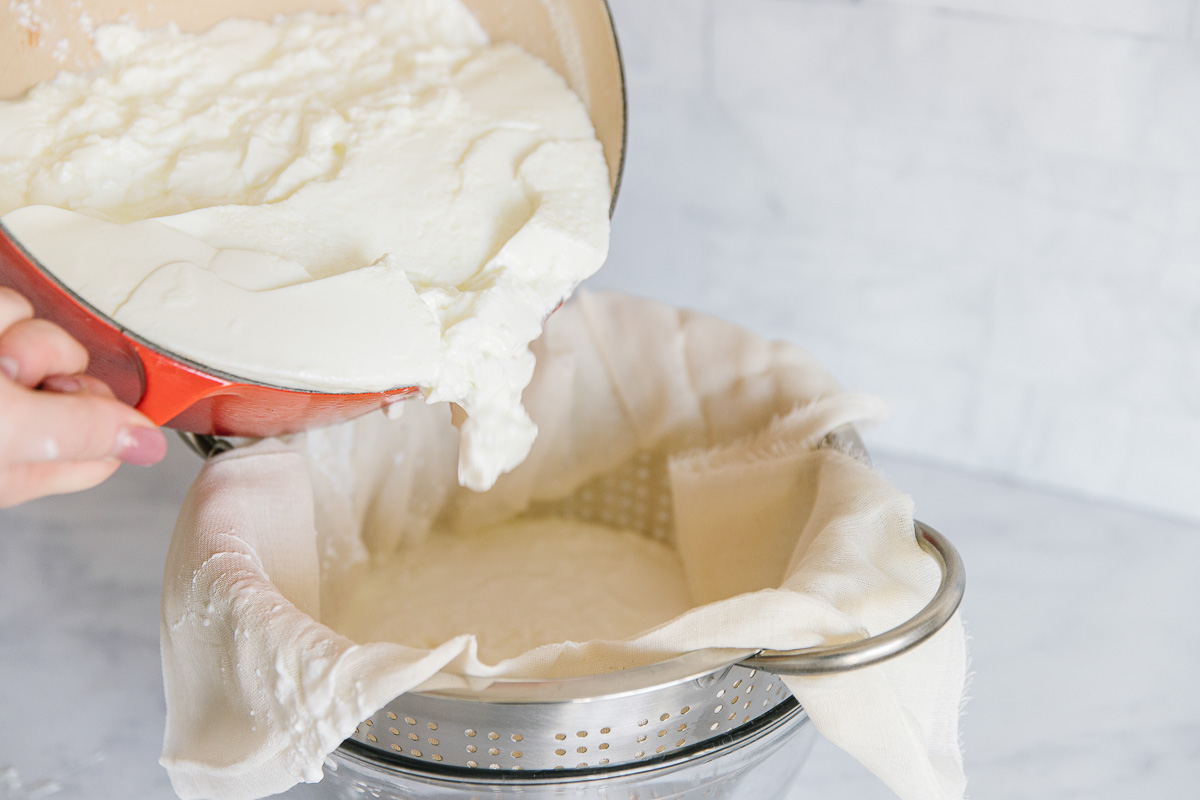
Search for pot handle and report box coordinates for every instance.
[739,520,965,676]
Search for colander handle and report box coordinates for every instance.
[739,520,965,676]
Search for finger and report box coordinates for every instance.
[0,286,34,336]
[40,373,117,399]
[0,460,121,508]
[0,383,166,465]
[0,318,89,387]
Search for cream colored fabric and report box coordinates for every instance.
[160,290,967,800]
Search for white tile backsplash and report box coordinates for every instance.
[872,0,1195,40]
[601,0,709,93]
[598,0,1200,520]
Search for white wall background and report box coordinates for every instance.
[592,0,1200,521]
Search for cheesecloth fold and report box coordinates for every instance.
[160,290,967,800]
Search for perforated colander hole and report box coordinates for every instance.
[465,729,476,738]
[600,727,611,735]
[747,684,755,694]
[680,706,691,715]
[555,749,566,756]
[716,690,725,698]
[636,735,647,743]
[366,734,377,743]
[635,751,645,759]
[748,670,757,677]
[512,751,523,759]
[511,734,523,742]
[659,713,670,722]
[638,719,649,727]
[576,731,588,738]
[714,704,723,713]
[676,723,687,732]
[391,744,401,752]
[655,745,666,754]
[598,743,609,751]
[466,745,477,754]
[389,727,399,736]
[405,717,416,726]
[428,738,439,746]
[676,739,686,747]
[432,754,443,762]
[733,680,742,689]
[555,733,567,741]
[427,722,438,730]
[576,747,587,754]
[657,730,667,738]
[488,748,500,756]
[599,758,610,766]
[467,760,478,768]
[365,720,373,727]
[408,733,418,742]
[709,722,719,731]
[386,712,397,721]
[488,732,499,740]
[410,749,422,758]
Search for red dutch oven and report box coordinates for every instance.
[0,0,625,437]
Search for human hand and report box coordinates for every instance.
[0,287,166,508]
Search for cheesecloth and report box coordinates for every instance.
[160,290,967,800]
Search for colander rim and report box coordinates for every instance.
[410,647,761,704]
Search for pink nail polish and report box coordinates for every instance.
[116,426,167,466]
[0,356,18,381]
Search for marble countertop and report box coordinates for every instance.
[1,435,1197,799]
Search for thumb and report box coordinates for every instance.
[5,383,167,465]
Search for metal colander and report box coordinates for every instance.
[320,429,965,777]
[347,659,790,772]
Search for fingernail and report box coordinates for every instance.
[115,426,167,466]
[0,356,18,381]
[41,375,83,394]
